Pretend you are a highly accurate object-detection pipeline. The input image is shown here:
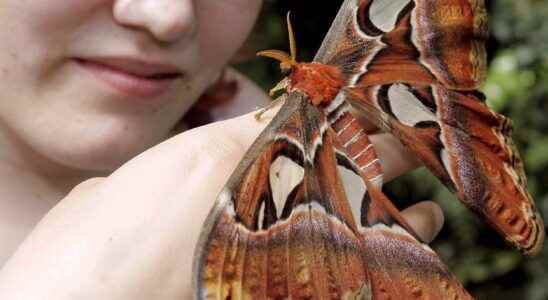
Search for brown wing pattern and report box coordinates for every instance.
[315,0,487,89]
[316,0,544,255]
[331,125,471,300]
[193,93,370,299]
[193,93,472,299]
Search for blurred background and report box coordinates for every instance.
[233,0,548,299]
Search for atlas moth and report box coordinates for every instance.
[193,1,544,299]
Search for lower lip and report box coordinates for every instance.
[74,59,180,98]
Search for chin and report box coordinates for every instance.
[48,140,147,173]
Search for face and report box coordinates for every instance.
[0,0,261,173]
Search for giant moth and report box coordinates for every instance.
[192,0,545,298]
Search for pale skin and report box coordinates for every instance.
[0,1,443,299]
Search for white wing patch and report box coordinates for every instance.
[269,156,305,219]
[338,165,368,226]
[388,84,437,127]
[219,188,235,216]
[440,148,453,179]
[257,201,266,230]
[370,0,412,32]
[440,147,459,189]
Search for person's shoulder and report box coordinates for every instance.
[207,67,271,122]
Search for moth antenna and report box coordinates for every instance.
[257,11,299,73]
[256,50,292,64]
[287,11,297,64]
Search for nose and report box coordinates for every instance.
[113,0,196,43]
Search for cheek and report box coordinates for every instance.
[197,0,261,66]
[0,1,102,82]
[2,1,102,34]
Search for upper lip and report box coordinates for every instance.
[75,57,183,78]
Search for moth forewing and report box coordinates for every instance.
[193,93,377,299]
[191,93,303,299]
[316,0,544,255]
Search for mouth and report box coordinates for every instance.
[73,57,183,98]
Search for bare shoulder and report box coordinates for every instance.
[207,67,271,122]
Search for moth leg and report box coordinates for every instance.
[254,93,287,121]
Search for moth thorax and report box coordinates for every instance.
[289,62,343,107]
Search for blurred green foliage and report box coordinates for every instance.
[235,0,548,298]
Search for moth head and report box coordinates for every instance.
[257,12,298,74]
